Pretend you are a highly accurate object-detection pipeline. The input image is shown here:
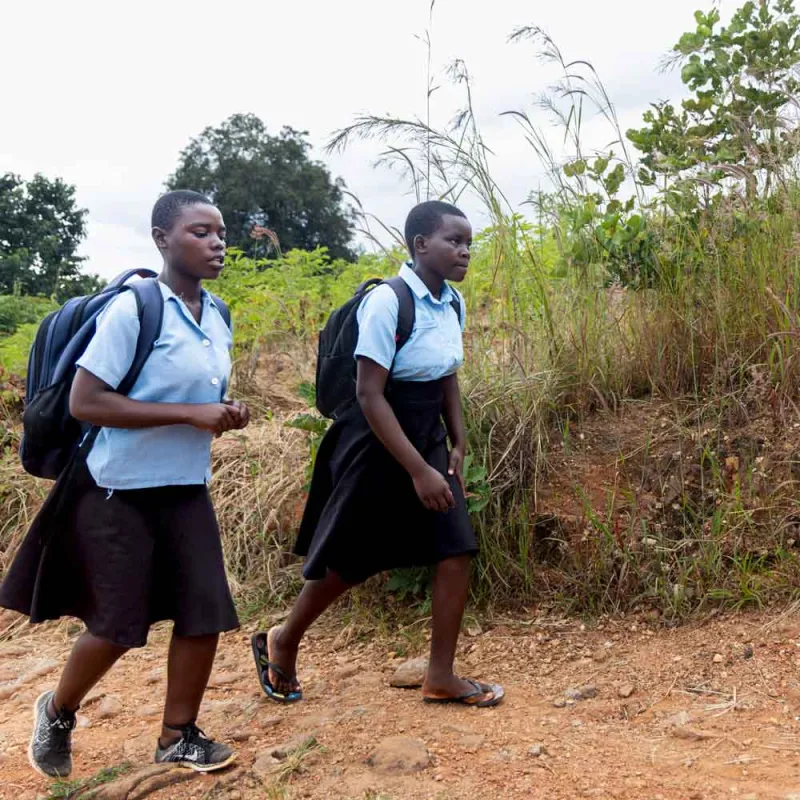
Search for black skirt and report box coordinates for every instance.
[0,459,239,648]
[295,379,478,584]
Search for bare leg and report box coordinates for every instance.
[160,633,218,746]
[263,569,353,694]
[423,555,496,701]
[53,632,128,716]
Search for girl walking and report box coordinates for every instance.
[252,200,503,708]
[0,190,248,776]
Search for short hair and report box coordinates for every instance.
[404,200,467,257]
[151,190,213,231]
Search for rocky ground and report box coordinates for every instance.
[3,608,800,799]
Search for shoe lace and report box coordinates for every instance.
[49,707,76,754]
[172,722,214,756]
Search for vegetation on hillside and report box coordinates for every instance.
[3,0,800,621]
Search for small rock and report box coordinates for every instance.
[134,704,160,719]
[618,684,635,699]
[0,683,17,701]
[145,668,163,685]
[366,736,431,774]
[231,728,257,743]
[228,792,242,800]
[592,649,608,663]
[528,743,547,757]
[96,694,123,720]
[389,657,428,689]
[460,734,484,753]
[744,645,754,660]
[77,715,91,729]
[258,714,282,730]
[82,687,106,707]
[671,726,714,741]
[465,622,483,637]
[553,697,567,708]
[253,752,281,781]
[564,687,583,701]
[580,685,598,699]
[207,671,246,688]
[335,664,360,681]
[713,653,724,664]
[270,733,318,760]
[665,710,691,728]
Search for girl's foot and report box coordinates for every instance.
[422,674,504,707]
[29,690,76,778]
[155,722,236,772]
[251,626,302,702]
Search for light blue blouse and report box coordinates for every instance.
[354,263,465,381]
[76,282,232,490]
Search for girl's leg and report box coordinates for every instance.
[53,631,128,714]
[266,569,353,694]
[160,632,218,745]
[423,555,497,702]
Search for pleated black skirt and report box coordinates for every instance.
[295,379,478,584]
[0,458,239,648]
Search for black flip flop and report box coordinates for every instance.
[423,679,505,708]
[250,631,302,704]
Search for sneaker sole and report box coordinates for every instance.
[167,752,237,773]
[28,691,70,779]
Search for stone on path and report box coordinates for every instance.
[389,657,428,688]
[96,694,123,720]
[366,736,431,775]
[618,683,635,699]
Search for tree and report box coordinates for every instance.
[167,114,356,261]
[627,0,800,205]
[0,173,101,299]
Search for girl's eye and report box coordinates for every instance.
[194,231,208,238]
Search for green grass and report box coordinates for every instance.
[48,762,134,799]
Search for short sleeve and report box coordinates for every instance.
[76,291,140,389]
[354,284,399,371]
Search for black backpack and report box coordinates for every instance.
[20,268,231,480]
[315,275,461,420]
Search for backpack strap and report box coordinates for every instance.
[208,292,232,329]
[449,289,462,327]
[383,275,415,352]
[120,278,164,395]
[107,268,159,289]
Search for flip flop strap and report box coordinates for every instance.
[262,659,297,685]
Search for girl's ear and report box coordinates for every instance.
[413,233,427,255]
[152,226,168,253]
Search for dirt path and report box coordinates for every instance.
[4,610,800,799]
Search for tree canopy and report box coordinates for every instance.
[167,114,356,261]
[0,173,101,299]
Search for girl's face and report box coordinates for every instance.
[414,214,472,283]
[155,203,227,280]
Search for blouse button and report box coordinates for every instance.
[202,339,211,347]
[211,377,220,386]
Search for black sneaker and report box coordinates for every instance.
[28,690,75,778]
[154,722,236,772]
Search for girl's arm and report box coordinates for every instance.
[70,368,240,435]
[356,358,455,513]
[441,372,467,493]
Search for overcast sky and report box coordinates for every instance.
[2,0,735,280]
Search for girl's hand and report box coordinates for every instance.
[187,403,239,436]
[224,399,251,430]
[448,445,466,495]
[413,465,456,513]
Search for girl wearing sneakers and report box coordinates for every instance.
[251,200,504,709]
[0,190,248,777]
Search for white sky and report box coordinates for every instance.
[2,0,736,280]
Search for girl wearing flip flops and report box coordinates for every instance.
[251,200,504,709]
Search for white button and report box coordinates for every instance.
[202,339,211,347]
[211,377,219,386]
